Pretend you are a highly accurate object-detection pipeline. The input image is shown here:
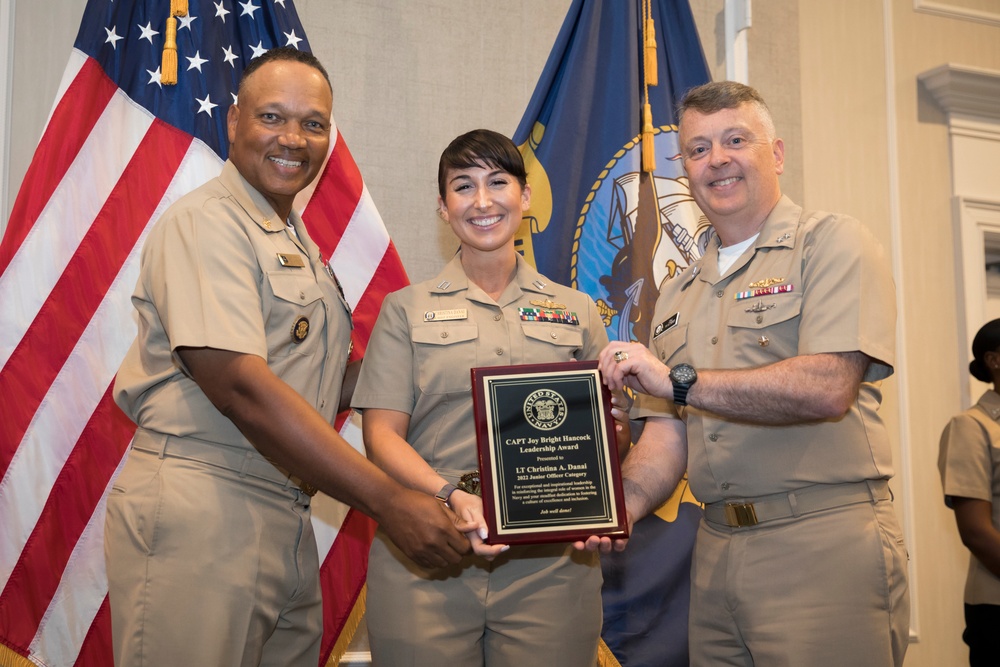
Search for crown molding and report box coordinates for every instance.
[918,63,1000,123]
[914,0,1000,27]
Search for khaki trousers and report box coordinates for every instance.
[689,496,909,666]
[365,529,602,667]
[104,443,321,667]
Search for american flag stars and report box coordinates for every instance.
[88,0,307,154]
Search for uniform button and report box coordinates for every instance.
[550,332,557,339]
[716,290,724,298]
[441,331,449,338]
[711,336,718,344]
[299,291,306,300]
[709,434,718,442]
[721,482,730,490]
[756,314,763,324]
[494,314,503,321]
[320,400,326,409]
[496,348,504,356]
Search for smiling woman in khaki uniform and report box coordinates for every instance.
[352,130,625,666]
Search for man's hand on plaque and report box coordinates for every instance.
[572,534,629,553]
[572,510,635,553]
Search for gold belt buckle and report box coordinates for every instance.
[298,480,319,497]
[458,470,481,497]
[724,502,758,527]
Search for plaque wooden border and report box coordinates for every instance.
[471,360,628,545]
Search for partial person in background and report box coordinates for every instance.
[352,129,628,666]
[104,47,471,667]
[579,81,909,666]
[939,318,1000,666]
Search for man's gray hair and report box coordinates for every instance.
[677,81,776,139]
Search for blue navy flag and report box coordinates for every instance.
[512,1,709,665]
[0,1,403,665]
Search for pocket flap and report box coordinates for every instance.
[522,324,584,347]
[727,293,802,329]
[411,323,479,346]
[268,271,323,306]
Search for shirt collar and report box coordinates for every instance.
[977,389,1000,421]
[682,195,800,288]
[753,195,801,251]
[220,160,297,235]
[429,252,556,300]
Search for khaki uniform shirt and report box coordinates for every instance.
[354,254,607,662]
[353,253,609,474]
[639,195,896,504]
[115,160,353,450]
[939,390,1000,605]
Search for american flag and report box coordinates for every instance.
[0,0,401,664]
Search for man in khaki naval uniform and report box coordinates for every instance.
[104,48,471,667]
[585,81,909,666]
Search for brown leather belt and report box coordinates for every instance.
[130,428,318,496]
[703,480,889,528]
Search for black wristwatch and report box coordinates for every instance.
[669,363,698,407]
[434,483,458,507]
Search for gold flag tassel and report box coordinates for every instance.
[171,0,188,16]
[641,102,656,173]
[643,0,657,87]
[640,0,657,172]
[644,19,658,86]
[161,16,178,85]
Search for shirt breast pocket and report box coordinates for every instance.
[726,293,801,362]
[265,271,325,357]
[411,323,479,395]
[651,322,688,366]
[521,323,584,362]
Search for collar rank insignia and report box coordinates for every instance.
[291,316,309,344]
[530,298,566,310]
[653,312,680,338]
[735,284,793,301]
[775,232,792,243]
[424,309,468,322]
[518,308,579,325]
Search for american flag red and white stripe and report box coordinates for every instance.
[0,1,400,665]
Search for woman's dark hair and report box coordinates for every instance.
[437,129,527,198]
[970,318,1000,382]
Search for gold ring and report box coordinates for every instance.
[614,350,628,362]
